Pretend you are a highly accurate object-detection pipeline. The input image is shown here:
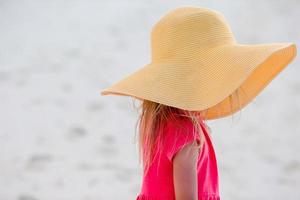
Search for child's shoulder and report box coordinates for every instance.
[165,116,195,132]
[162,117,201,161]
[164,117,198,142]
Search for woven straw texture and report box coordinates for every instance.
[100,6,297,120]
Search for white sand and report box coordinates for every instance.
[0,0,299,200]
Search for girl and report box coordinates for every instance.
[100,6,296,200]
[131,99,227,200]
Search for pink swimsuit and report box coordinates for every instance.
[135,116,220,200]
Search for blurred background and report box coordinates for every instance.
[0,0,299,200]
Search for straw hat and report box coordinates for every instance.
[100,6,297,120]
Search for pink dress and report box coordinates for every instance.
[135,116,220,200]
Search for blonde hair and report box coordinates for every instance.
[132,88,242,175]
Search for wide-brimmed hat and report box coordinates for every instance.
[100,6,297,120]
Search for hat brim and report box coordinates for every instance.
[100,42,297,120]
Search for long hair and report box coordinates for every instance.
[132,88,243,175]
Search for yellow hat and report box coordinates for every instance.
[100,6,297,120]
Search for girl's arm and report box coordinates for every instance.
[173,141,199,200]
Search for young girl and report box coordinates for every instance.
[100,6,296,200]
